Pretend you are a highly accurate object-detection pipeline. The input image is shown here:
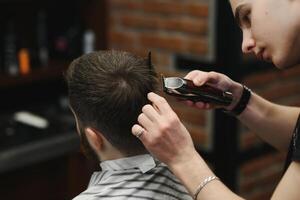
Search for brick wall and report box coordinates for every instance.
[107,0,210,70]
[107,0,212,148]
[238,65,300,199]
[239,66,300,151]
[105,0,300,199]
[238,152,286,200]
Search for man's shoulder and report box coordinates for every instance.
[72,165,192,200]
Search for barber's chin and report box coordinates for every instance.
[275,50,300,69]
[273,57,295,69]
[273,61,285,69]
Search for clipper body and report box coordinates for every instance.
[162,76,233,106]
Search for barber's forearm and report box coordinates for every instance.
[169,151,244,200]
[271,162,300,200]
[238,92,300,151]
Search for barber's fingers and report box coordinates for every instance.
[184,70,221,86]
[147,92,172,114]
[184,70,203,80]
[132,124,147,141]
[132,123,157,145]
[184,70,208,86]
[142,104,161,122]
[137,113,153,128]
[205,71,223,84]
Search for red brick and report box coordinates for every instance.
[240,152,285,175]
[158,53,172,68]
[185,123,208,147]
[120,14,160,29]
[150,52,173,69]
[179,18,208,35]
[158,68,187,77]
[162,17,208,34]
[119,14,208,35]
[108,30,136,46]
[109,0,209,18]
[290,98,300,107]
[242,69,279,87]
[159,18,181,31]
[119,46,150,58]
[242,65,300,88]
[108,14,118,27]
[240,131,264,150]
[108,0,142,10]
[185,37,208,55]
[141,1,209,18]
[187,3,209,18]
[259,80,300,102]
[115,1,207,17]
[281,64,300,78]
[142,1,184,15]
[139,34,185,52]
[240,170,281,193]
[239,153,285,200]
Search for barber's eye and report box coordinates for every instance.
[243,15,250,24]
[242,12,251,27]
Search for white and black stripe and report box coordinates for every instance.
[73,154,192,200]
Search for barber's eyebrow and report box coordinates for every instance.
[234,4,250,27]
[234,5,243,27]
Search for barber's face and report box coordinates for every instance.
[230,0,300,68]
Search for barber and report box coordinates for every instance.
[132,0,300,199]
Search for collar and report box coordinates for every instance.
[100,154,157,173]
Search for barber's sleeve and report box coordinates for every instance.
[292,114,300,161]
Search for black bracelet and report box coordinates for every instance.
[230,85,252,115]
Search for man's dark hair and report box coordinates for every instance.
[65,50,158,155]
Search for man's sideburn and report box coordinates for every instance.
[79,126,100,162]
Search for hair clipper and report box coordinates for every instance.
[162,75,233,106]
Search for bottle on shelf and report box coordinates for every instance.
[18,48,31,75]
[83,29,96,54]
[3,21,19,76]
[36,10,49,67]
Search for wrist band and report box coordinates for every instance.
[230,85,251,115]
[193,176,219,200]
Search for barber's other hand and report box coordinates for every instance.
[184,70,243,111]
[132,92,197,166]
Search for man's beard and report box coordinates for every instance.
[79,127,100,162]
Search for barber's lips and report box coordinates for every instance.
[262,51,272,62]
[256,52,263,60]
[257,50,271,62]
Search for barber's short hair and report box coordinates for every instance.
[66,50,158,155]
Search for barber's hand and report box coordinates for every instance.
[184,70,243,111]
[132,92,197,166]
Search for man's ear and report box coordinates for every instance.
[84,128,104,152]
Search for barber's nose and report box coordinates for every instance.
[242,29,256,54]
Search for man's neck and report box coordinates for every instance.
[99,147,147,162]
[99,147,126,161]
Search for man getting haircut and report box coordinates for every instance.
[65,50,192,200]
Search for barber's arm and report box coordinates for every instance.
[132,92,244,200]
[237,92,300,151]
[184,70,300,151]
[272,162,300,199]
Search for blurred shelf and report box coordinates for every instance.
[0,60,69,88]
[0,0,36,3]
[0,131,79,174]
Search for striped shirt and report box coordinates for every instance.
[73,154,192,200]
